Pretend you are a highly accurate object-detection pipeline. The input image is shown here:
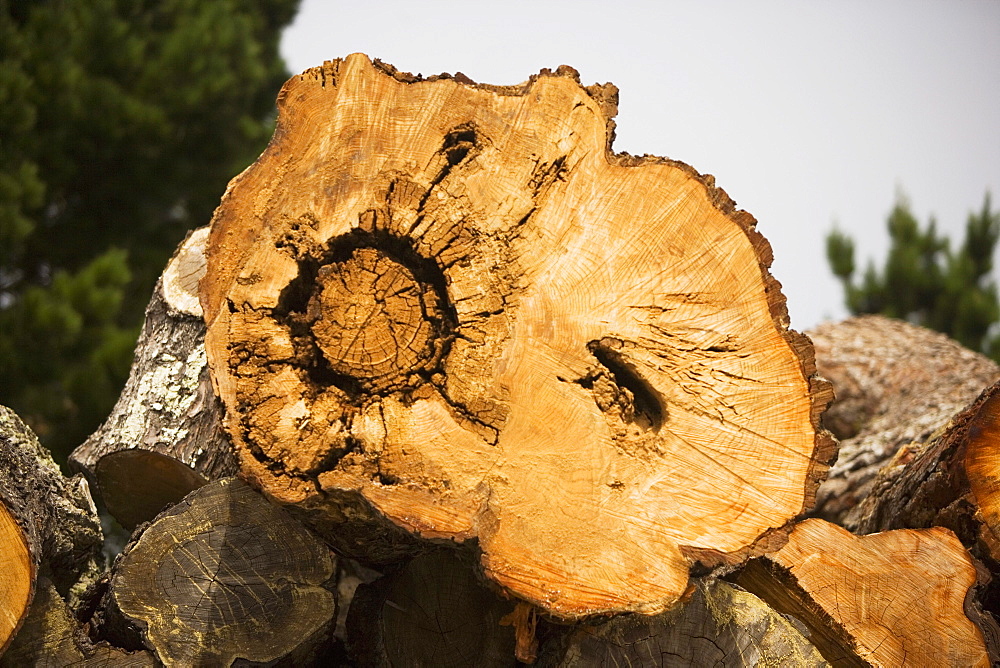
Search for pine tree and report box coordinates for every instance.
[0,0,300,462]
[827,194,1000,358]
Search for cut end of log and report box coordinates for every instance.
[965,383,1000,561]
[537,578,828,667]
[94,450,208,531]
[162,226,209,318]
[202,53,834,618]
[736,518,989,667]
[346,550,517,666]
[0,500,31,654]
[107,478,337,666]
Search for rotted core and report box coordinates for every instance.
[275,229,456,397]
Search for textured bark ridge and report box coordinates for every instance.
[201,53,834,618]
[736,518,989,667]
[346,549,518,666]
[70,227,238,530]
[536,579,828,667]
[808,316,999,524]
[100,478,338,666]
[0,406,102,653]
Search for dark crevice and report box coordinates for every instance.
[442,126,477,166]
[312,435,361,475]
[528,155,568,193]
[409,125,481,236]
[376,469,402,486]
[587,340,665,431]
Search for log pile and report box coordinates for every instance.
[3,54,1000,666]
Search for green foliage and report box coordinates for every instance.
[0,0,300,462]
[827,193,1000,358]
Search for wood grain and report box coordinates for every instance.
[201,53,834,618]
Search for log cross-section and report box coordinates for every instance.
[736,518,990,667]
[201,53,835,618]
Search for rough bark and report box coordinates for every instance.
[0,406,103,654]
[201,53,835,618]
[96,477,338,666]
[851,380,1000,551]
[346,549,518,666]
[535,578,828,667]
[735,518,990,667]
[1,577,155,667]
[808,315,999,524]
[70,227,238,530]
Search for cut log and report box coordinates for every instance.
[735,518,990,667]
[851,380,1000,560]
[535,578,827,667]
[70,227,238,530]
[845,379,1000,659]
[807,315,999,524]
[97,477,338,666]
[201,53,835,618]
[0,405,103,654]
[1,576,155,667]
[346,549,518,666]
[0,492,29,656]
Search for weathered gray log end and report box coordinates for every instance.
[98,477,339,666]
[536,578,827,667]
[347,549,518,666]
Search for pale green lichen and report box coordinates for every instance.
[119,344,205,454]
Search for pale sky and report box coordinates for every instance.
[280,0,1000,330]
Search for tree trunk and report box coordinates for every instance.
[94,477,339,666]
[807,315,999,524]
[0,406,103,653]
[200,53,835,619]
[734,518,991,666]
[69,227,238,530]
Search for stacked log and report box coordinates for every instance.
[808,315,999,525]
[95,477,340,665]
[69,226,238,531]
[0,406,102,655]
[3,54,1000,666]
[200,52,835,619]
[735,518,990,666]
